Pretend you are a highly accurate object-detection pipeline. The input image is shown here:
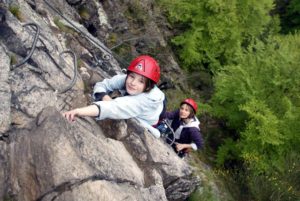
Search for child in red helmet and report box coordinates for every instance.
[63,55,165,138]
[159,98,203,157]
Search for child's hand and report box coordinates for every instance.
[102,95,113,101]
[175,143,186,152]
[62,109,78,122]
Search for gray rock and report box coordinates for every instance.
[0,44,11,134]
[98,119,128,140]
[8,107,146,201]
[66,0,83,6]
[0,141,8,200]
[42,180,167,201]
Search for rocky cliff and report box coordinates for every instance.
[0,0,199,200]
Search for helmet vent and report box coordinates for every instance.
[134,60,145,72]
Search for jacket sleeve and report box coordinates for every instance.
[138,119,161,138]
[94,95,161,138]
[189,128,204,150]
[93,95,145,120]
[93,74,126,99]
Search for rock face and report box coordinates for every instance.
[0,44,11,134]
[0,0,199,200]
[7,107,188,201]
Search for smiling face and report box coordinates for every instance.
[125,72,147,95]
[179,103,193,119]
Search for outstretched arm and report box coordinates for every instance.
[63,105,100,122]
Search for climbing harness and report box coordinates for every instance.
[11,22,78,94]
[157,119,191,158]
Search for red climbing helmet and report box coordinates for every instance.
[181,98,198,113]
[127,55,160,83]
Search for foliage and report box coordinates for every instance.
[124,0,147,26]
[275,0,300,34]
[189,185,220,201]
[215,138,239,167]
[164,88,195,111]
[9,5,23,21]
[3,195,16,201]
[246,153,300,201]
[10,54,17,66]
[106,33,118,48]
[78,6,91,20]
[76,58,83,69]
[188,153,236,201]
[211,33,300,199]
[217,157,300,201]
[159,1,299,200]
[53,17,76,35]
[185,70,214,101]
[158,0,278,73]
[213,167,252,201]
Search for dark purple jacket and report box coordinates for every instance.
[162,110,203,150]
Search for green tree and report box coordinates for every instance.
[211,33,300,200]
[159,1,299,199]
[275,0,300,34]
[158,0,278,73]
[212,33,300,172]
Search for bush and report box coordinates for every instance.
[158,0,278,74]
[211,34,300,200]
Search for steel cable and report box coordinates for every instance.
[57,50,78,94]
[43,0,111,57]
[11,22,77,93]
[12,22,41,71]
[43,0,130,68]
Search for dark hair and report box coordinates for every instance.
[125,72,155,93]
[144,78,155,92]
[180,103,195,118]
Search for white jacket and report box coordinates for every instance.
[173,117,200,150]
[93,74,165,138]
